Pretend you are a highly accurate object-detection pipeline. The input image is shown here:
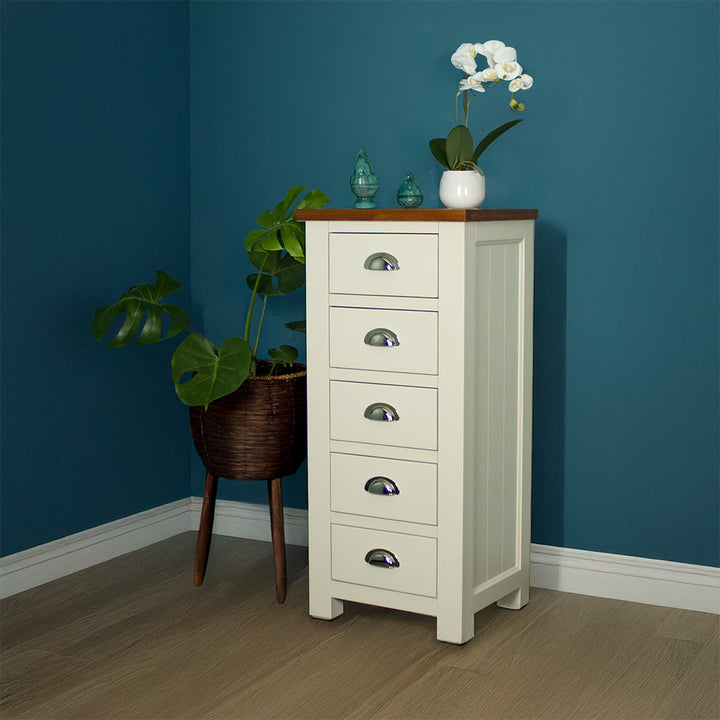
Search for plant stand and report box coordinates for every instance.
[194,472,288,603]
[188,363,307,604]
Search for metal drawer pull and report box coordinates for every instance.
[364,476,400,496]
[363,328,400,347]
[363,403,400,422]
[365,548,400,569]
[364,252,400,272]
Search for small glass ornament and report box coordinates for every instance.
[396,172,423,208]
[350,148,379,208]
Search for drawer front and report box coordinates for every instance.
[330,381,437,450]
[331,524,437,597]
[329,233,438,297]
[330,453,437,525]
[329,307,438,375]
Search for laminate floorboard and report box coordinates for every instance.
[1,533,717,720]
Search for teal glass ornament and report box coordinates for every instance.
[396,173,423,208]
[350,148,379,208]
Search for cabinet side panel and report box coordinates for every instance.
[473,241,522,587]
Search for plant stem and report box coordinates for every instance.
[244,255,268,343]
[252,295,268,358]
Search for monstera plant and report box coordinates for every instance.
[92,185,329,407]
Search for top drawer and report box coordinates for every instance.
[329,233,438,298]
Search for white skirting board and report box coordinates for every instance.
[1,498,718,615]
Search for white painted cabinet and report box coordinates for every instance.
[299,208,537,644]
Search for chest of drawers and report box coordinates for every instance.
[298,208,537,644]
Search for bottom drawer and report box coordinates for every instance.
[331,524,437,598]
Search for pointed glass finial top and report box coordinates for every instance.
[350,148,380,208]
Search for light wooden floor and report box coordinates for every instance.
[1,533,718,720]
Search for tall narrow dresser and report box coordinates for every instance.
[297,208,537,644]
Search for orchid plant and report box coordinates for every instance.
[430,41,534,172]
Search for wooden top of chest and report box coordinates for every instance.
[295,208,538,222]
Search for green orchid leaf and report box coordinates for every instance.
[246,273,281,296]
[171,334,251,409]
[446,125,474,169]
[472,119,523,163]
[429,138,450,169]
[91,270,189,348]
[268,344,298,364]
[295,189,330,210]
[284,320,306,333]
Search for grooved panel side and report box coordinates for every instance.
[473,241,522,588]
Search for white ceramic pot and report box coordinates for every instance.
[439,169,486,209]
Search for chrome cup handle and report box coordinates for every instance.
[364,476,400,496]
[364,252,400,271]
[364,548,400,569]
[363,403,400,422]
[363,328,400,348]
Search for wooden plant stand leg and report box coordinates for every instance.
[267,477,287,603]
[194,471,219,587]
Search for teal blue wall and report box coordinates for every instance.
[189,0,719,567]
[2,1,718,568]
[1,1,191,555]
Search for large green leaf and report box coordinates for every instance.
[284,320,306,333]
[248,249,283,274]
[276,261,305,295]
[429,138,450,169]
[279,223,304,261]
[91,270,189,347]
[268,344,298,364]
[246,272,282,296]
[272,186,305,219]
[445,125,474,169]
[171,333,251,408]
[472,119,523,162]
[244,229,266,252]
[295,189,330,210]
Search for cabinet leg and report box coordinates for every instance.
[194,471,218,586]
[497,584,529,610]
[436,611,475,645]
[309,595,344,620]
[267,477,287,604]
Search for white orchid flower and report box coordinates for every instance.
[496,60,523,81]
[459,73,486,93]
[477,40,507,66]
[493,46,517,65]
[451,43,479,75]
[480,66,499,82]
[508,73,534,92]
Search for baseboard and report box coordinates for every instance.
[2,499,718,615]
[188,496,309,547]
[530,543,720,615]
[0,499,192,599]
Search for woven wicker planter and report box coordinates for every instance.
[188,362,307,481]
